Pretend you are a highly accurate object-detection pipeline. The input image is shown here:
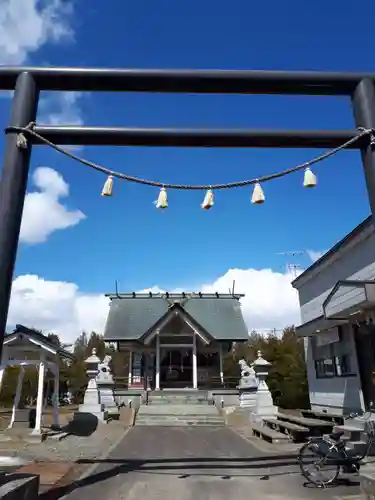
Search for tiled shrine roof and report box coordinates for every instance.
[103,293,249,342]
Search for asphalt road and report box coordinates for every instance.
[50,427,362,500]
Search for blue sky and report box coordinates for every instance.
[0,0,373,340]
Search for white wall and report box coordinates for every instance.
[304,324,364,414]
[293,220,375,414]
[297,223,375,323]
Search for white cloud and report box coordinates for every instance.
[20,166,86,244]
[200,268,301,331]
[38,91,84,126]
[0,2,85,133]
[307,249,328,263]
[7,267,302,343]
[37,92,86,150]
[8,275,109,343]
[0,0,73,65]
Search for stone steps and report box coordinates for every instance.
[136,415,225,426]
[346,440,369,453]
[326,423,375,456]
[333,424,364,442]
[139,404,218,415]
[136,420,225,426]
[135,401,225,426]
[251,422,290,444]
[137,413,222,419]
[136,412,224,420]
[351,415,373,430]
[146,390,209,406]
[148,398,209,405]
[332,414,375,456]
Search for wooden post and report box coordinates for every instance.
[32,361,45,435]
[156,334,160,390]
[219,344,224,386]
[128,350,133,388]
[192,334,197,389]
[0,365,6,396]
[52,364,59,428]
[8,365,24,428]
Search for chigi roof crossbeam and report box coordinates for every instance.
[105,292,245,299]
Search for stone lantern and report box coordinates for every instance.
[237,359,258,409]
[251,350,276,419]
[96,355,117,415]
[86,348,100,379]
[77,349,108,422]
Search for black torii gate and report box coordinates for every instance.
[0,68,374,359]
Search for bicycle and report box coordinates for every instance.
[297,410,375,488]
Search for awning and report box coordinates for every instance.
[295,315,347,337]
[323,280,375,320]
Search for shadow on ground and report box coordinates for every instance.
[60,413,99,437]
[38,455,360,500]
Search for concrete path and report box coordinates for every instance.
[48,427,362,500]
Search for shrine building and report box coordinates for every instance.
[103,292,249,389]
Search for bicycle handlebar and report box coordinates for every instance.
[345,412,361,419]
[344,410,371,420]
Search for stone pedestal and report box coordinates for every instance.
[78,349,108,422]
[239,387,257,409]
[0,409,46,443]
[98,386,117,416]
[78,378,108,422]
[10,409,30,430]
[251,351,277,420]
[254,385,276,417]
[98,386,116,408]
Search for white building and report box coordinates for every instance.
[292,216,375,415]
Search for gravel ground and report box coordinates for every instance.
[0,422,128,462]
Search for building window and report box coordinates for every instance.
[315,354,354,378]
[312,327,355,378]
[315,358,335,378]
[334,355,352,376]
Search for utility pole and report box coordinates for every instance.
[277,251,306,277]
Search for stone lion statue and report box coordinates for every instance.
[238,358,258,389]
[96,355,114,384]
[103,355,112,367]
[239,358,254,377]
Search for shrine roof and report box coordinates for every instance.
[103,292,249,342]
[4,324,76,360]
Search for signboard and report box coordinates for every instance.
[316,328,340,347]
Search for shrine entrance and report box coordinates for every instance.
[160,348,193,388]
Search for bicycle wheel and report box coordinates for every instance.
[297,439,340,487]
